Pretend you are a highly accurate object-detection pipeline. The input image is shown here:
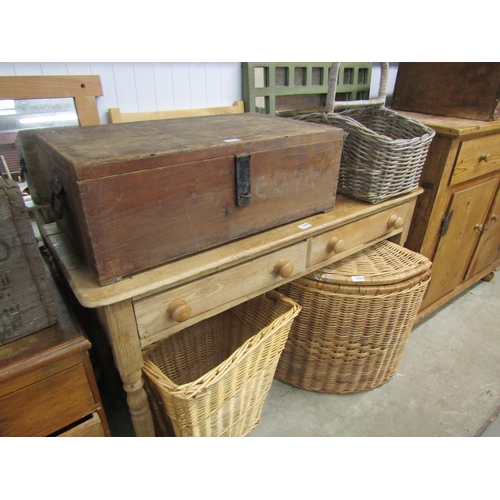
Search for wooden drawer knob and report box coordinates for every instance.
[274,259,294,279]
[387,215,404,229]
[327,236,345,254]
[167,299,192,323]
[479,153,491,162]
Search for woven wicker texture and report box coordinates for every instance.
[295,62,435,204]
[142,291,301,437]
[311,239,432,286]
[275,242,431,394]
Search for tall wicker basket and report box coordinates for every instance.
[142,291,301,437]
[275,241,431,394]
[295,63,435,204]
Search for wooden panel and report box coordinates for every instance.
[15,129,52,204]
[108,101,244,124]
[0,178,58,345]
[398,111,500,138]
[57,412,105,437]
[0,364,97,437]
[309,204,410,267]
[450,134,500,185]
[466,182,500,279]
[420,179,499,309]
[0,75,103,126]
[392,63,500,121]
[0,351,84,399]
[0,75,103,99]
[134,242,307,344]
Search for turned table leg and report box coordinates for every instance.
[97,300,156,437]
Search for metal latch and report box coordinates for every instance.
[235,153,251,207]
[49,171,66,220]
[440,209,454,237]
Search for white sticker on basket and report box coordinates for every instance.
[298,223,312,230]
[223,138,241,142]
[351,276,365,282]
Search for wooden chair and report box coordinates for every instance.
[108,100,245,123]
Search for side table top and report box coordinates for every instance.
[40,190,423,309]
[397,111,500,138]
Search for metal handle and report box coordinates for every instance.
[49,171,66,220]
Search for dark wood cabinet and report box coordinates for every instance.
[0,278,110,437]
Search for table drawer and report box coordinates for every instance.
[451,134,500,185]
[308,204,410,268]
[134,241,307,343]
[0,363,96,437]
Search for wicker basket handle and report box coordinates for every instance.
[325,62,389,113]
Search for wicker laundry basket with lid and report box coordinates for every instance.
[275,240,431,394]
[142,290,301,437]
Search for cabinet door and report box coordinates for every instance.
[421,179,498,310]
[466,182,500,279]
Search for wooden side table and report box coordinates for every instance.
[0,272,110,437]
[41,190,422,437]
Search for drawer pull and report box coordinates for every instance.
[479,153,491,162]
[167,299,192,323]
[327,236,345,254]
[387,215,404,229]
[274,259,294,279]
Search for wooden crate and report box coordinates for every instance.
[35,113,343,286]
[392,62,500,121]
[0,177,58,345]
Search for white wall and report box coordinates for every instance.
[0,62,242,124]
[0,62,396,124]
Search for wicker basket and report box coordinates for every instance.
[295,63,436,204]
[142,290,301,437]
[275,240,432,394]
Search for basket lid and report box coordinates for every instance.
[310,240,432,286]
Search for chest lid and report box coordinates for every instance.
[34,113,342,181]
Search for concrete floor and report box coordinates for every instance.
[101,272,500,438]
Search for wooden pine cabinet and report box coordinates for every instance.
[401,112,500,321]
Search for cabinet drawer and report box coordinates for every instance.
[0,363,96,437]
[134,241,307,343]
[309,204,410,268]
[57,412,105,437]
[451,134,500,185]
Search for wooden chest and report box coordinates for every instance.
[15,128,53,205]
[0,177,58,345]
[35,114,343,286]
[392,62,500,121]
